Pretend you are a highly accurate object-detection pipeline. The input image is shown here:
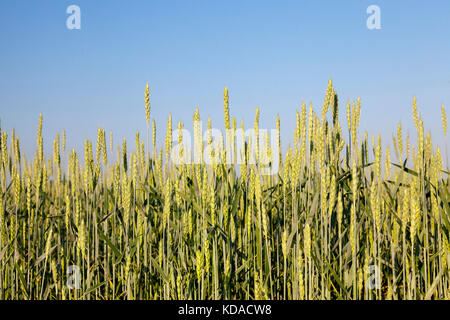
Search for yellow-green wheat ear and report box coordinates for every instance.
[223,86,230,130]
[145,83,151,125]
[346,100,352,133]
[397,123,403,157]
[109,131,113,152]
[62,130,66,153]
[412,96,419,130]
[441,104,447,136]
[152,119,156,149]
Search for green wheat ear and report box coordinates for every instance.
[442,104,447,136]
[145,83,151,125]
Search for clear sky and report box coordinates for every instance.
[0,0,449,160]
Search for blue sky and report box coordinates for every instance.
[0,0,449,160]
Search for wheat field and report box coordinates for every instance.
[0,80,449,300]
